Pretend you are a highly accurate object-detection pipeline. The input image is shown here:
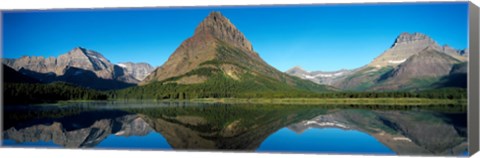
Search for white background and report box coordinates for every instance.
[0,0,479,158]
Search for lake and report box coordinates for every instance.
[1,101,468,156]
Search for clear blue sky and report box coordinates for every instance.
[2,2,468,72]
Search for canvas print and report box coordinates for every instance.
[1,2,471,156]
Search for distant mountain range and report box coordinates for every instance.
[286,66,353,86]
[117,62,155,81]
[3,12,468,94]
[3,47,155,90]
[286,32,468,91]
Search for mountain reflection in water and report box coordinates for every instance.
[2,102,467,156]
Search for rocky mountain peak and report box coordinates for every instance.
[117,62,155,81]
[369,32,443,67]
[392,32,435,46]
[58,47,111,72]
[70,47,108,60]
[287,66,308,74]
[293,65,305,70]
[141,11,262,84]
[286,66,353,86]
[67,47,88,56]
[194,11,253,52]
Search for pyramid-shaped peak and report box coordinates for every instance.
[194,11,253,51]
[203,11,231,26]
[207,11,227,20]
[195,11,233,34]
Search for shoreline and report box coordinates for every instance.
[50,97,467,106]
[187,98,466,105]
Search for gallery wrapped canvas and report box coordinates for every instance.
[1,1,479,157]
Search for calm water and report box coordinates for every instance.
[2,101,468,156]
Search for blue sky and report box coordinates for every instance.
[2,2,468,72]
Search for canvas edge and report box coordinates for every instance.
[0,10,4,147]
[0,2,475,157]
[0,1,470,12]
[469,1,480,156]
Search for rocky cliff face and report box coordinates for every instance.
[117,62,155,81]
[194,12,254,52]
[3,47,140,90]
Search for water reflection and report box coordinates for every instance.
[257,128,394,154]
[2,102,467,155]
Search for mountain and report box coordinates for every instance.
[3,64,39,83]
[329,32,467,91]
[2,64,39,83]
[369,32,466,68]
[285,66,309,76]
[371,47,461,90]
[285,66,352,85]
[140,11,256,84]
[3,47,139,90]
[117,62,155,81]
[131,11,332,98]
[433,62,468,88]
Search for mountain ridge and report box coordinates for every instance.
[117,62,155,81]
[3,47,141,90]
[286,32,467,91]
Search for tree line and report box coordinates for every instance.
[4,82,108,104]
[4,81,466,105]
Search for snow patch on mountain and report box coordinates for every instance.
[387,59,407,64]
[117,63,127,68]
